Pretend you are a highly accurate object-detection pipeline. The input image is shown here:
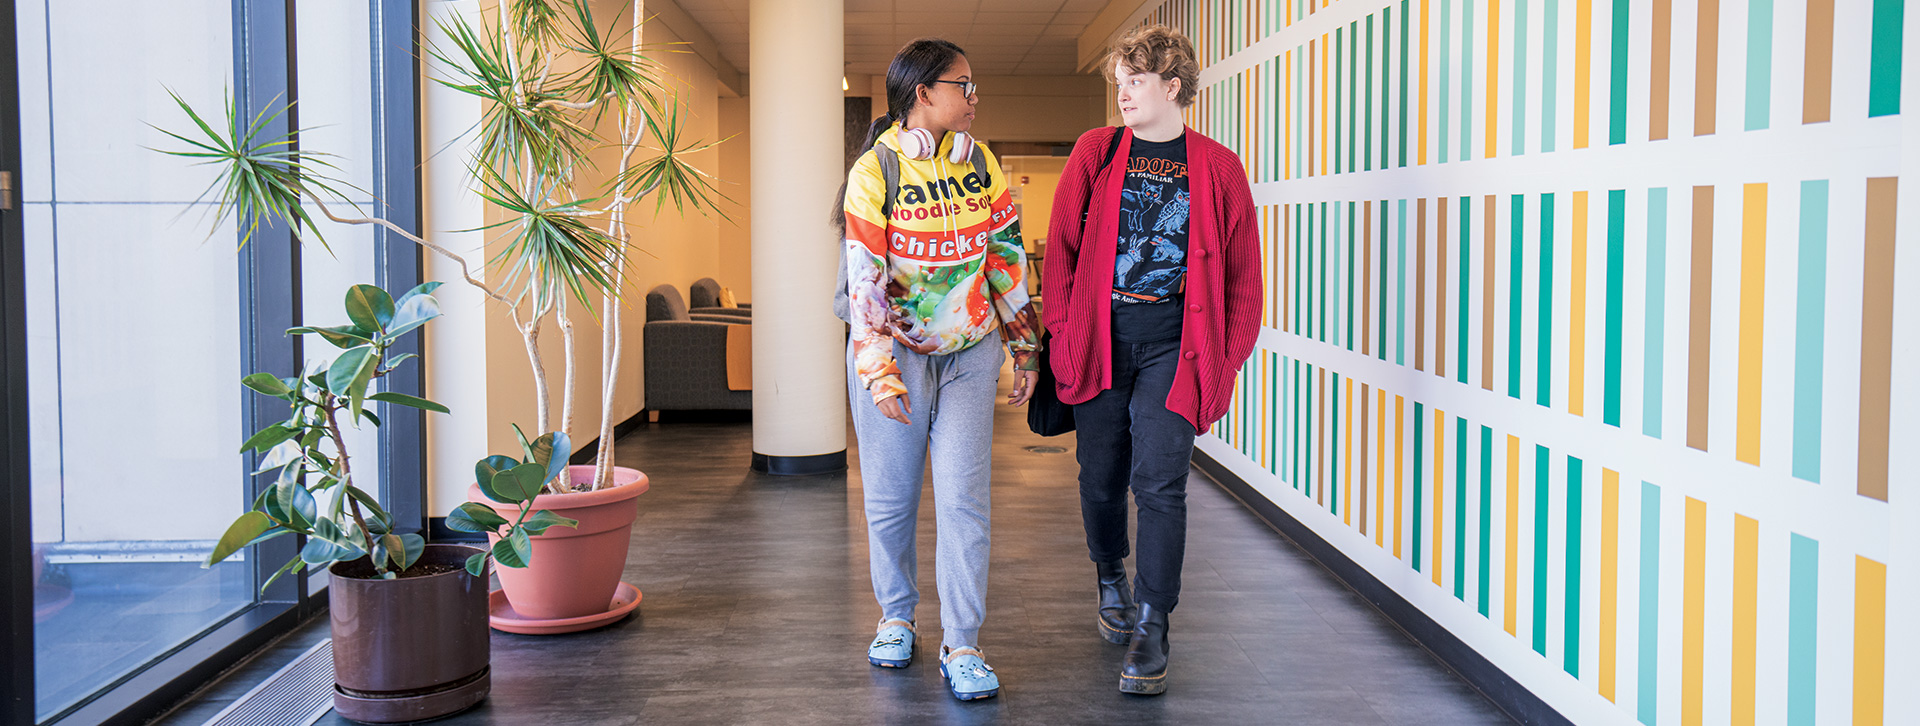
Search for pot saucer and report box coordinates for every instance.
[488,582,641,635]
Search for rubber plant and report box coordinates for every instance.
[157,0,729,503]
[205,283,576,582]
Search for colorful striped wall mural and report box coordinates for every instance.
[1147,0,1914,723]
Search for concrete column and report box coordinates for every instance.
[747,0,847,474]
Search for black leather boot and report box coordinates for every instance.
[1095,560,1137,644]
[1118,601,1170,695]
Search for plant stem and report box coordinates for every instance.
[321,396,379,571]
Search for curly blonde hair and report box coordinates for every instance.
[1103,24,1199,108]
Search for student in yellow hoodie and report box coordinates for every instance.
[831,38,1039,702]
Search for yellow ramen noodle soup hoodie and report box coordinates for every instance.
[844,125,1041,404]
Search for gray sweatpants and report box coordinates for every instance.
[848,331,1003,652]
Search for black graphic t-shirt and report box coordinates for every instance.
[1111,132,1191,344]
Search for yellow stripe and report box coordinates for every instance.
[1433,408,1447,586]
[1733,514,1758,725]
[1505,435,1520,636]
[1418,0,1431,164]
[1285,50,1293,180]
[1575,0,1593,148]
[1345,377,1355,526]
[1855,556,1887,725]
[1736,183,1767,465]
[1395,395,1406,559]
[1600,469,1620,701]
[1487,0,1502,158]
[1683,496,1706,726]
[1570,191,1590,416]
[1377,389,1388,547]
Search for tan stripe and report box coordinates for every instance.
[1858,178,1897,501]
[1687,186,1715,452]
[1651,0,1673,140]
[1364,201,1375,356]
[1438,198,1451,379]
[1360,382,1372,535]
[1803,0,1834,124]
[1417,199,1429,371]
[1694,0,1720,136]
[1483,194,1497,391]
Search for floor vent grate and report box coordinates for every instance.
[199,638,334,726]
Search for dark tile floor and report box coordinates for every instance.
[152,381,1512,725]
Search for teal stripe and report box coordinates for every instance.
[1793,181,1828,482]
[1461,0,1476,158]
[1309,203,1318,340]
[1400,0,1411,166]
[1270,355,1279,475]
[1322,202,1330,342]
[1510,195,1526,398]
[1350,19,1361,173]
[1439,0,1452,163]
[1868,0,1904,116]
[1336,28,1345,175]
[1477,424,1491,617]
[1542,0,1559,152]
[1609,0,1629,144]
[1644,189,1669,438]
[1514,0,1530,155]
[1380,200,1391,359]
[1564,455,1583,677]
[1788,533,1820,725]
[1398,199,1409,364]
[1604,189,1626,427]
[1349,202,1358,351]
[1367,13,1376,171]
[1413,401,1427,570]
[1333,203,1343,348]
[1293,359,1303,487]
[1538,194,1556,407]
[1456,416,1469,602]
[1745,0,1774,130]
[1532,444,1549,656]
[1637,481,1662,725]
[1458,197,1471,384]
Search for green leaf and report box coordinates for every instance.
[325,346,375,395]
[385,353,419,369]
[384,292,441,339]
[381,534,407,569]
[260,556,307,593]
[397,533,426,571]
[344,284,396,332]
[238,423,298,454]
[241,372,293,397]
[396,281,445,306]
[511,422,537,462]
[345,486,391,525]
[491,530,532,569]
[474,455,520,502]
[206,511,273,567]
[254,440,302,475]
[292,324,376,349]
[532,431,570,485]
[301,536,354,566]
[493,462,549,503]
[271,480,317,529]
[368,391,450,414]
[446,501,511,533]
[357,407,382,427]
[464,551,490,577]
[519,509,580,535]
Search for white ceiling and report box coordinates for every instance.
[676,0,1112,77]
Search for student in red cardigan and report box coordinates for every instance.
[1041,24,1264,696]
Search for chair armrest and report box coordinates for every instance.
[689,307,753,319]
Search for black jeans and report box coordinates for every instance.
[1072,335,1197,613]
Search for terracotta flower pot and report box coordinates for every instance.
[329,544,491,724]
[467,465,648,621]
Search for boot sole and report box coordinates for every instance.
[1118,671,1168,695]
[1096,615,1133,645]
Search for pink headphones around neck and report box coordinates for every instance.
[898,126,974,164]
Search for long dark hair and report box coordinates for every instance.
[830,38,968,238]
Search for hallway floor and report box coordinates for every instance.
[155,385,1512,725]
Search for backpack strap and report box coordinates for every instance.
[1081,127,1125,226]
[874,144,901,218]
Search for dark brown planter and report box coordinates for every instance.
[329,544,491,724]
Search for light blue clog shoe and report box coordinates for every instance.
[867,618,916,668]
[938,646,1001,701]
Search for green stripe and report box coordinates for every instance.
[1510,195,1526,399]
[1381,199,1391,359]
[1439,0,1453,164]
[1637,481,1662,725]
[1350,19,1360,173]
[1869,0,1904,116]
[1322,201,1330,342]
[1458,196,1471,384]
[1605,189,1626,427]
[1398,199,1409,365]
[1532,444,1549,655]
[1609,0,1629,144]
[1367,13,1376,171]
[1455,416,1469,602]
[1787,532,1820,725]
[1477,424,1492,616]
[1564,454,1583,677]
[1644,189,1669,438]
[1793,181,1828,482]
[1270,354,1279,475]
[1542,0,1559,152]
[1745,0,1774,130]
[1514,0,1530,155]
[1413,401,1427,570]
[1461,0,1476,158]
[1336,27,1345,175]
[1538,194,1556,407]
[1400,0,1411,166]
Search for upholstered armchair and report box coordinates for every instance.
[643,285,751,411]
[688,277,751,319]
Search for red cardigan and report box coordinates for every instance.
[1043,126,1265,434]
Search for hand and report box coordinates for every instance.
[877,392,913,425]
[1006,370,1039,406]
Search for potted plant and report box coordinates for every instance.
[205,283,574,723]
[161,0,729,633]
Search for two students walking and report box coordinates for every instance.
[837,25,1264,702]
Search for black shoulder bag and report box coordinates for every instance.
[1028,129,1124,437]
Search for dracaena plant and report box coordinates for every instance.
[157,0,730,500]
[206,283,574,585]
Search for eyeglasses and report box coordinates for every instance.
[931,79,977,97]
